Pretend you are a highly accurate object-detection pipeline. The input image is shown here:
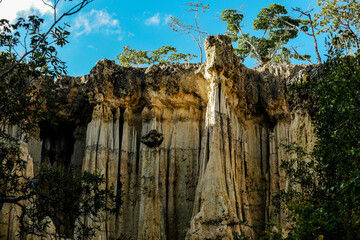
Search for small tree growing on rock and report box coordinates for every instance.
[168,1,209,63]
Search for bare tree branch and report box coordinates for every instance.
[170,17,203,62]
[168,2,208,63]
[285,8,322,64]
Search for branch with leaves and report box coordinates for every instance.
[222,4,316,65]
[0,0,94,79]
[276,7,322,64]
[316,0,360,55]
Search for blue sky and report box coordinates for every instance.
[0,0,324,76]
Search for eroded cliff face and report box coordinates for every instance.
[187,36,314,239]
[0,35,315,240]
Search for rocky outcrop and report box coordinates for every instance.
[0,35,315,240]
[186,35,314,240]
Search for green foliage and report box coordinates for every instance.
[116,45,197,67]
[116,46,148,67]
[261,222,285,240]
[18,167,118,239]
[272,55,360,240]
[0,15,65,219]
[227,3,360,237]
[222,4,303,65]
[233,231,250,240]
[310,55,360,238]
[316,0,360,53]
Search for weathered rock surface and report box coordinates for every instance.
[0,35,315,240]
[141,130,164,147]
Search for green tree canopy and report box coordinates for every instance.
[222,4,307,65]
[116,45,197,67]
[316,0,360,53]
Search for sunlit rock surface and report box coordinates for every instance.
[0,35,315,240]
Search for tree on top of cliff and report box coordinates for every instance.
[222,1,360,66]
[116,45,197,67]
[0,1,120,239]
[221,4,318,65]
[168,1,209,63]
[316,0,360,56]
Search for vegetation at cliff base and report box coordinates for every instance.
[273,1,360,238]
[268,54,360,240]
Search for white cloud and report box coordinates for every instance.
[145,13,160,26]
[144,13,172,26]
[0,0,52,22]
[72,9,123,38]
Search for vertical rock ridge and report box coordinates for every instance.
[187,35,314,239]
